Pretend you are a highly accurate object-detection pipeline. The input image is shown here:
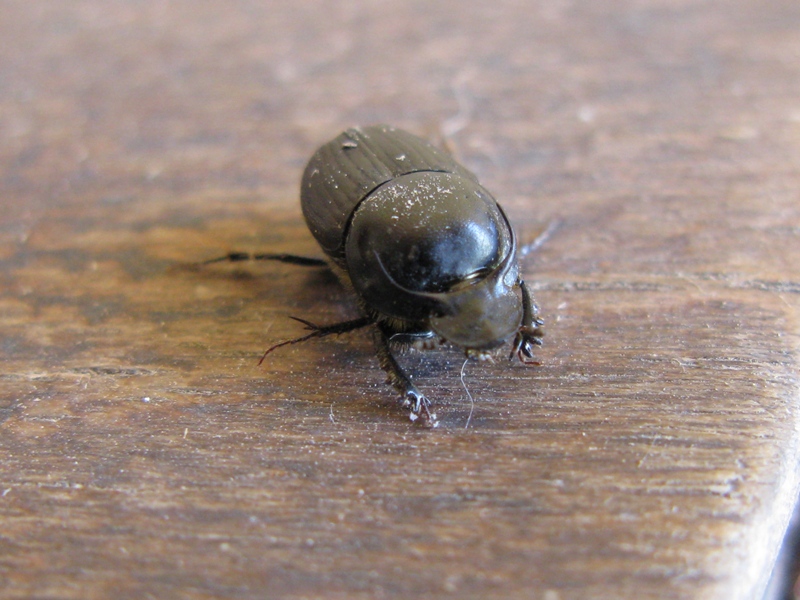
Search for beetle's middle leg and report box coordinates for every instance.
[204,252,327,267]
[373,324,437,426]
[259,315,373,364]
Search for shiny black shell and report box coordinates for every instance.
[301,125,521,348]
[302,126,478,265]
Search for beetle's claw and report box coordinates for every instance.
[511,325,544,365]
[405,390,438,427]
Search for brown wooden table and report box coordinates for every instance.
[2,1,799,598]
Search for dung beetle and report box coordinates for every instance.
[208,125,543,425]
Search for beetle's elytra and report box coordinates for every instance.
[209,125,543,426]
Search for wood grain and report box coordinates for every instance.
[1,1,799,599]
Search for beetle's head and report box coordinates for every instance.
[428,265,523,356]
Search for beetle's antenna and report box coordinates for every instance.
[461,357,475,429]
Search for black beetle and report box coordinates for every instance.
[208,125,543,425]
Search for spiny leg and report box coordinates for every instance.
[373,324,437,426]
[259,316,373,364]
[203,252,327,267]
[510,278,544,363]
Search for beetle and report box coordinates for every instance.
[208,125,544,425]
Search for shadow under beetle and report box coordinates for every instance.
[208,125,544,426]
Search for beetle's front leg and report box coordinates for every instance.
[511,278,544,364]
[373,324,438,427]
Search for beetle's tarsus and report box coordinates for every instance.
[258,316,372,365]
[204,252,327,267]
[374,325,438,426]
[406,391,438,427]
[511,279,544,364]
[510,325,544,364]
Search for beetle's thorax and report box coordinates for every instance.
[345,171,523,351]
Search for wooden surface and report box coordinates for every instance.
[1,1,799,598]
